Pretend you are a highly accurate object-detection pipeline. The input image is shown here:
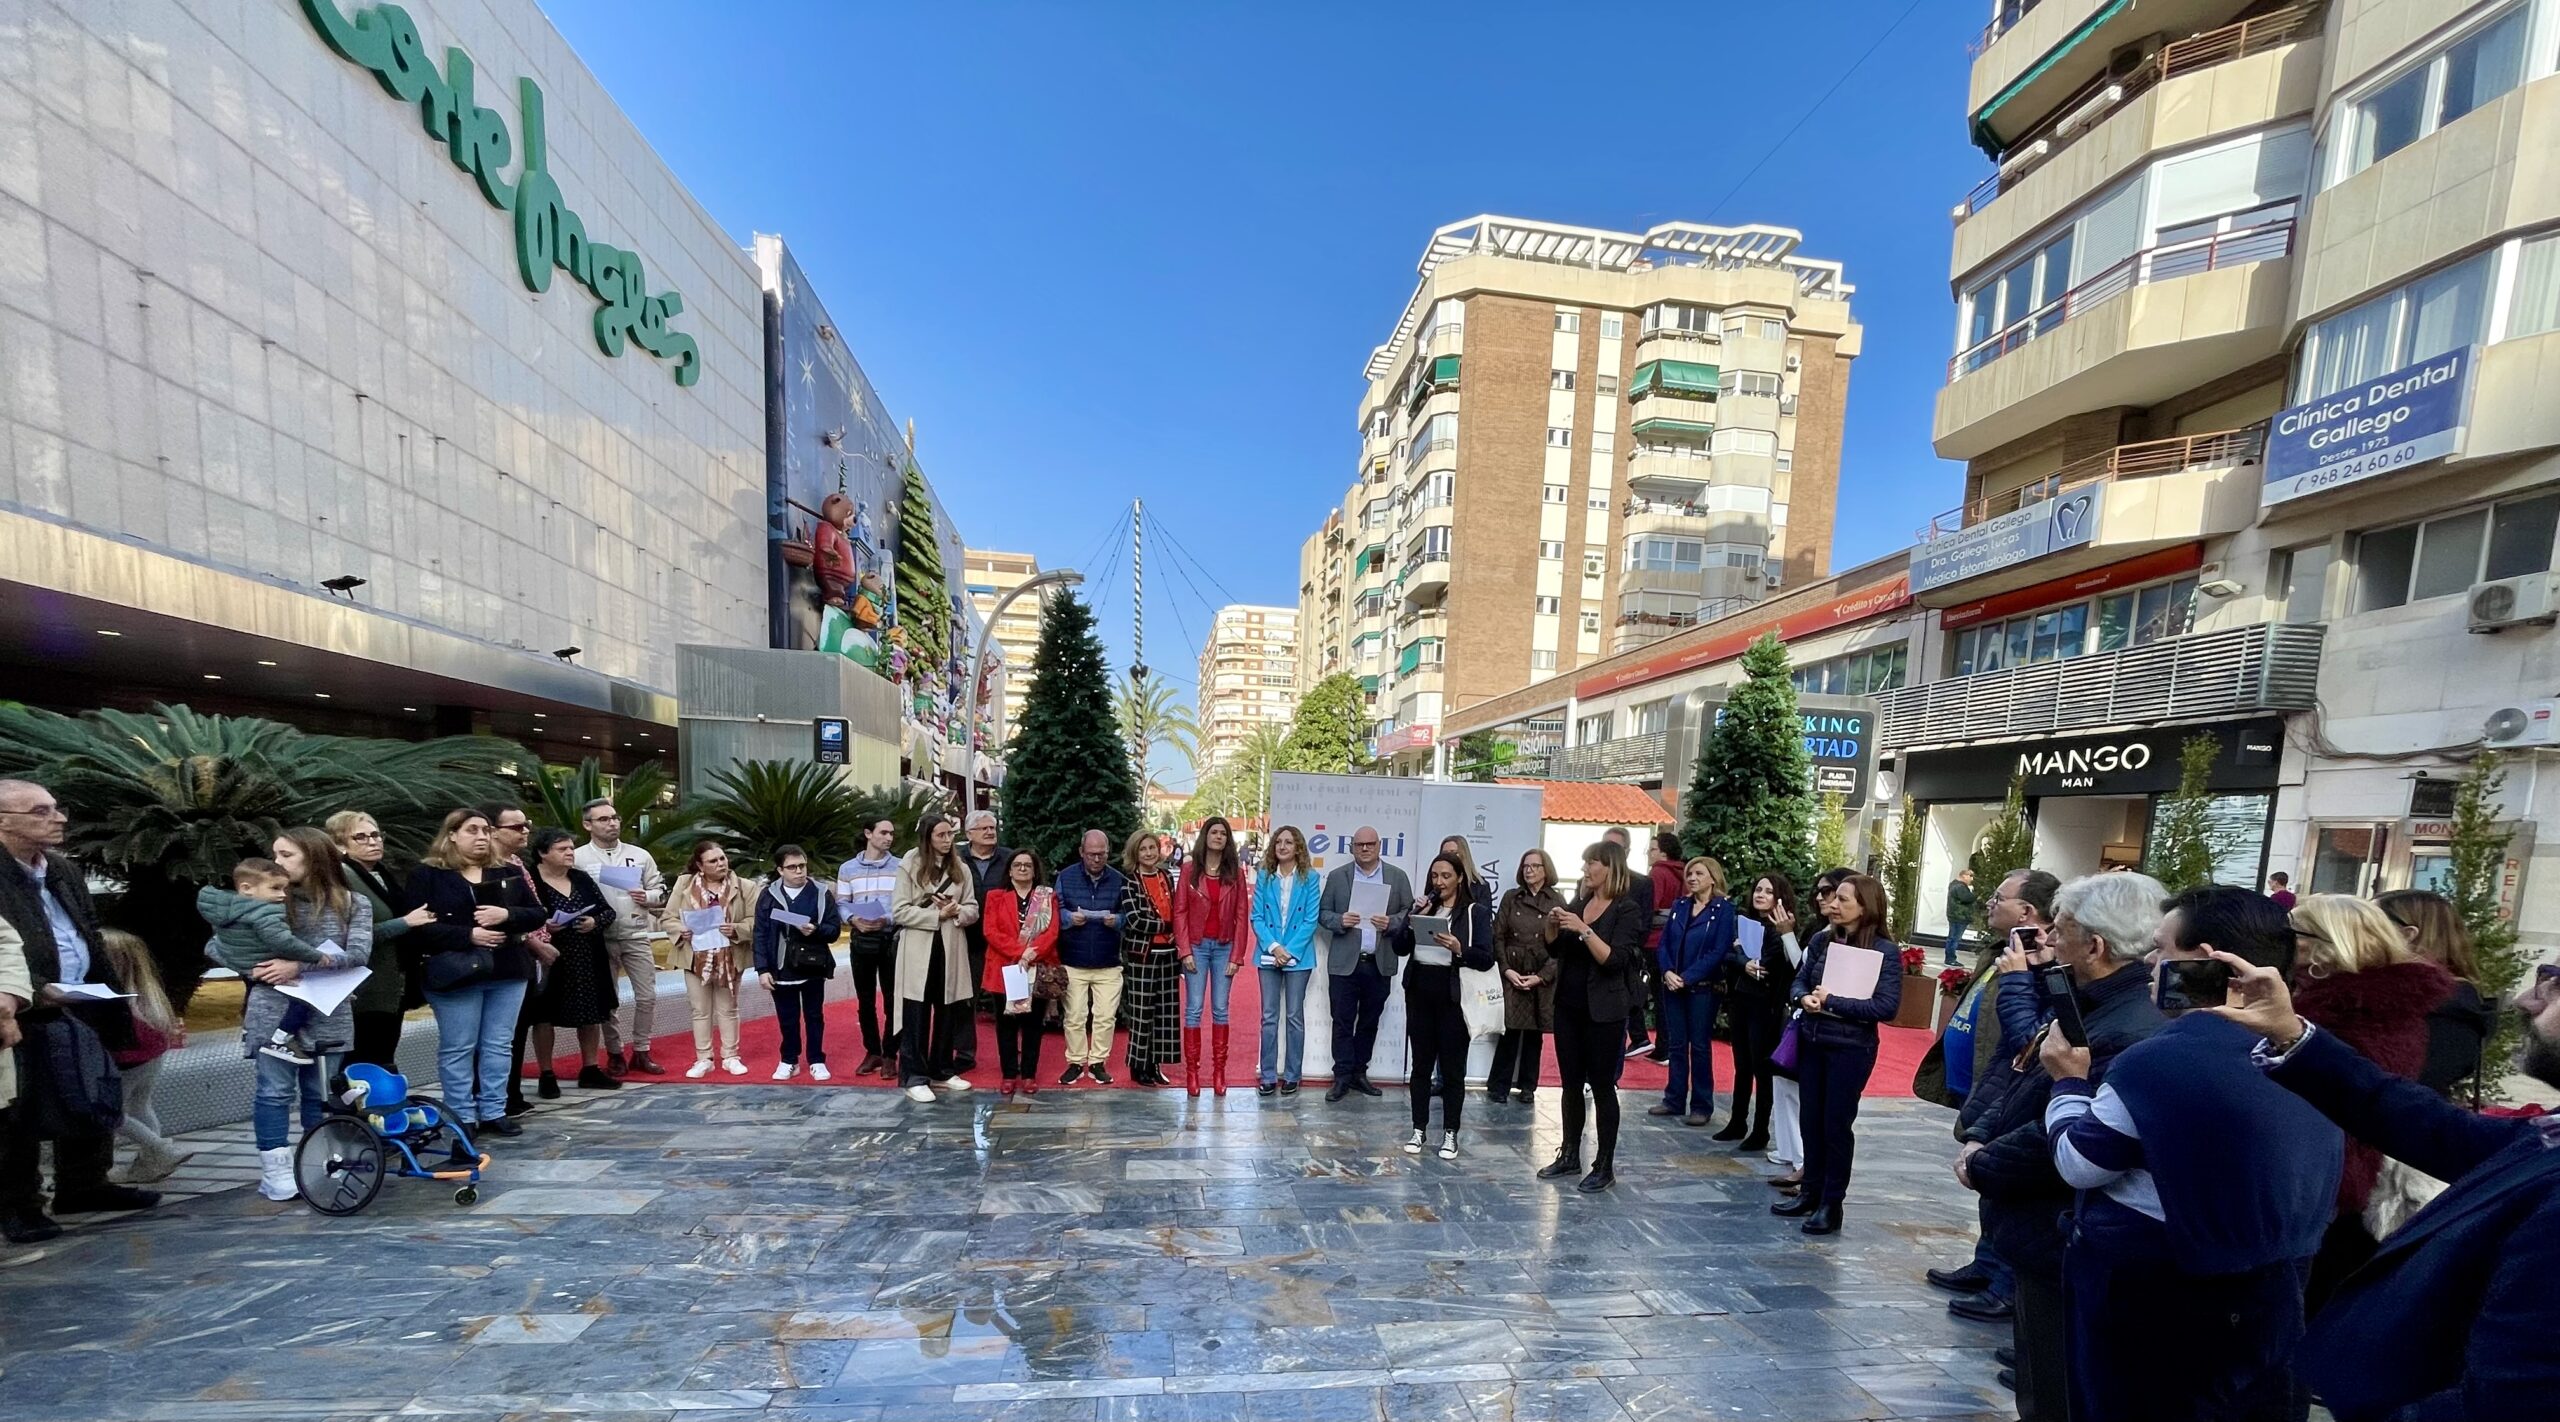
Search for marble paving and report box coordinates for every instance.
[0,1082,2016,1421]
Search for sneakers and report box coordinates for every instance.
[810,1063,832,1082]
[904,1084,936,1103]
[1087,1066,1113,1087]
[1403,1127,1427,1154]
[685,1059,714,1079]
[1278,1080,1299,1097]
[256,1146,297,1202]
[1257,1082,1277,1097]
[774,1063,798,1081]
[257,1038,316,1067]
[721,1057,748,1076]
[1438,1130,1459,1160]
[1059,1064,1086,1086]
[940,1076,972,1092]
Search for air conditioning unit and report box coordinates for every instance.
[2108,35,2165,80]
[2467,573,2560,632]
[2483,700,2559,746]
[1784,353,1802,371]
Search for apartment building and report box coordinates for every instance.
[1905,0,2560,946]
[965,549,1048,738]
[1299,216,1862,772]
[1196,604,1301,771]
[1296,509,1349,692]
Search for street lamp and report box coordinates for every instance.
[966,567,1083,812]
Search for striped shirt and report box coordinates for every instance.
[2045,1077,2166,1222]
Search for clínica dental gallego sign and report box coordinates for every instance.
[2261,347,2477,506]
[300,1,702,386]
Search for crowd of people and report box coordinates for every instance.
[1921,861,2558,1422]
[6,770,2556,1419]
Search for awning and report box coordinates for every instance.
[1630,359,1719,398]
[1630,417,1717,439]
[1969,0,2132,155]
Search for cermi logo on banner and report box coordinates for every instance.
[1303,827,1406,872]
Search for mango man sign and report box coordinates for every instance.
[301,1,702,386]
[2261,347,2476,506]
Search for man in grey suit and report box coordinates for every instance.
[1318,826,1412,1103]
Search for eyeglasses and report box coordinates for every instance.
[348,830,384,842]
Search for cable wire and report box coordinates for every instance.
[1704,0,1929,223]
[1147,511,1246,609]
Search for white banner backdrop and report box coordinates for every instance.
[1267,773,1543,1081]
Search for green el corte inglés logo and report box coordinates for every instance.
[301,0,701,386]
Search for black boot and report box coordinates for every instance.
[1772,1195,1819,1217]
[1536,1152,1584,1180]
[1711,1114,1749,1141]
[1800,1204,1843,1235]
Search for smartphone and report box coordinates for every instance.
[2009,925,2044,958]
[2156,958,2221,1013]
[2034,961,2088,1047]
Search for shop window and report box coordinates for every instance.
[1577,712,1613,745]
[1629,699,1670,735]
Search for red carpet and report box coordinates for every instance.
[599,963,1929,1097]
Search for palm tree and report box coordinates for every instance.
[1230,722,1292,824]
[524,757,706,872]
[0,701,524,1003]
[690,760,939,877]
[1112,674,1197,783]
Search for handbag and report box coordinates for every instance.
[16,1015,125,1140]
[1770,1016,1803,1078]
[1459,966,1505,1039]
[422,945,496,993]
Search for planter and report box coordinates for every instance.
[1892,972,1940,1030]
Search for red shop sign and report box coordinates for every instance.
[1575,574,1912,699]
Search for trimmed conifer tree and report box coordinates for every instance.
[997,589,1141,872]
[1680,633,1815,892]
[1280,672,1369,773]
[893,463,948,672]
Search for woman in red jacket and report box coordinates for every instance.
[982,848,1059,1098]
[2288,893,2453,1312]
[1174,817,1254,1098]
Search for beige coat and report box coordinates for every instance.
[1,917,29,1108]
[658,872,757,980]
[891,849,979,1028]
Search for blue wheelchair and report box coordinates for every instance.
[292,1064,489,1214]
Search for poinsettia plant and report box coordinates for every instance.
[1899,945,1928,973]
[1938,966,1969,997]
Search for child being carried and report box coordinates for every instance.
[197,857,347,1065]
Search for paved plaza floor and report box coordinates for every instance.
[1,1082,2013,1421]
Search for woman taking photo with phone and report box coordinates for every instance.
[1536,841,1651,1192]
[1487,848,1564,1105]
[1251,826,1321,1096]
[1396,851,1496,1159]
[1775,871,1900,1234]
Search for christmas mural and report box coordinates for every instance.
[755,235,993,772]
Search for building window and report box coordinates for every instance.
[1596,374,1619,397]
[1554,311,1581,333]
[1600,314,1623,339]
[1539,540,1564,559]
[1961,232,2075,370]
[1792,645,1909,697]
[1629,699,1670,736]
[1546,427,1573,448]
[1953,577,2197,673]
[2275,543,2334,624]
[1588,493,1609,510]
[1711,427,1778,457]
[2358,493,2560,610]
[1535,596,1561,615]
[1551,370,1576,391]
[1577,712,1613,745]
[2514,232,2560,339]
[1543,484,1569,504]
[1719,370,1782,398]
[2297,250,2493,400]
[1532,650,1559,671]
[1722,317,1746,341]
[1626,536,1705,572]
[1759,318,1786,340]
[2332,6,2529,185]
[1775,449,1794,472]
[1646,302,1719,336]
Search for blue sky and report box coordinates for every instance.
[548,0,1990,787]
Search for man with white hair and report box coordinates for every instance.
[953,810,1011,1074]
[1955,872,2169,1418]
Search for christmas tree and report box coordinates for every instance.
[1679,633,1815,893]
[893,462,948,674]
[998,590,1142,872]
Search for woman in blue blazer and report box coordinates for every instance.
[1651,856,1737,1127]
[1250,826,1324,1095]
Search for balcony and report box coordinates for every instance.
[1400,549,1450,604]
[1936,219,2294,459]
[1628,385,1716,430]
[1623,497,1764,545]
[1876,622,2324,750]
[1627,447,1715,500]
[1512,732,1668,785]
[1953,6,2322,234]
[1916,426,2266,599]
[1634,326,1721,368]
[1424,321,1464,362]
[1970,0,2251,153]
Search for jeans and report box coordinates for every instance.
[773,979,827,1066]
[1328,953,1391,1079]
[430,977,529,1125]
[1660,989,1719,1116]
[1945,921,1971,965]
[1798,1032,1880,1208]
[253,1049,332,1150]
[1486,1028,1541,1099]
[1257,967,1310,1085]
[1183,944,1235,1027]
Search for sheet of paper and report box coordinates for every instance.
[1347,880,1390,923]
[692,932,728,954]
[52,981,133,1001]
[771,909,813,930]
[1001,964,1032,1002]
[313,938,344,959]
[596,864,645,892]
[546,907,583,929]
[681,907,727,936]
[845,895,892,922]
[274,965,371,1016]
[1410,943,1453,968]
[1736,918,1766,957]
[1819,944,1885,1000]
